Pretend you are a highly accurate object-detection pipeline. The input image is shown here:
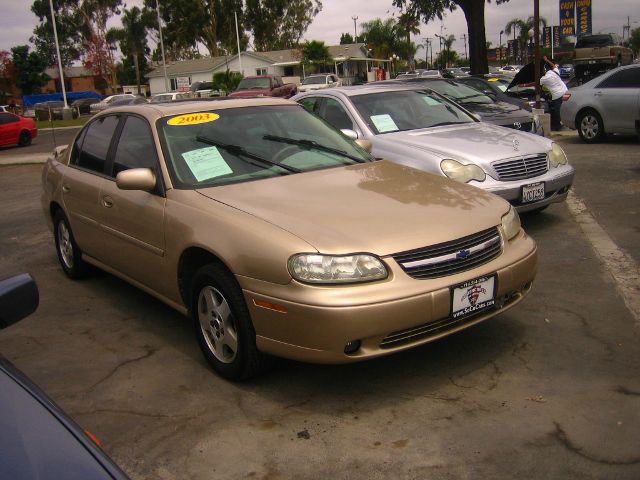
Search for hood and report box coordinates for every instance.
[374,122,551,167]
[459,100,532,124]
[196,161,509,255]
[229,88,271,97]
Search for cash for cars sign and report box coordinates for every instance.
[577,0,592,35]
[559,0,576,41]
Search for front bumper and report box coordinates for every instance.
[474,164,575,213]
[239,230,537,364]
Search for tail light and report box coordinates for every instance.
[562,93,571,102]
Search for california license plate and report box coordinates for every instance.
[451,276,496,319]
[522,182,545,203]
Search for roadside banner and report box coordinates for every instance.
[543,27,552,48]
[576,0,592,35]
[559,0,576,42]
[553,26,561,47]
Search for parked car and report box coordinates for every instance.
[499,65,523,73]
[392,77,543,135]
[418,69,443,78]
[229,75,297,98]
[294,85,574,212]
[41,98,537,380]
[573,33,633,82]
[455,75,539,111]
[106,97,148,108]
[0,273,131,479]
[559,64,574,79]
[0,111,37,147]
[90,94,137,113]
[560,64,640,143]
[442,67,469,78]
[70,97,101,115]
[34,101,79,121]
[297,74,342,93]
[151,92,193,103]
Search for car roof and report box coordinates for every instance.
[95,97,297,122]
[296,84,436,98]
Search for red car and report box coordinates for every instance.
[0,111,37,147]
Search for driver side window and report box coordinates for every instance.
[319,98,354,131]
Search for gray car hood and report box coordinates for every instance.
[373,122,552,167]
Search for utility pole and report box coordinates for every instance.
[461,33,468,60]
[423,37,432,67]
[352,16,358,43]
[623,16,630,40]
[534,0,541,109]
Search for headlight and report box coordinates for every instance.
[440,159,486,183]
[548,143,568,167]
[501,206,521,240]
[288,253,388,284]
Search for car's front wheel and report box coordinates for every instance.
[192,263,272,381]
[53,210,89,278]
[577,109,605,143]
[18,131,31,147]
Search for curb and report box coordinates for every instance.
[39,125,83,132]
[0,154,48,166]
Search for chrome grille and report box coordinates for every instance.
[503,121,533,132]
[392,227,502,279]
[492,154,548,181]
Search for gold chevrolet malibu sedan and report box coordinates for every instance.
[41,98,537,380]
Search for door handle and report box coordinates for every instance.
[62,185,70,193]
[102,196,113,208]
[594,91,604,96]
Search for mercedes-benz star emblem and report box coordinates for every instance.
[513,121,522,129]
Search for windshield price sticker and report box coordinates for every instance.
[168,113,220,126]
[182,147,232,181]
[370,114,399,133]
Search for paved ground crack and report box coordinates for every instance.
[88,345,157,391]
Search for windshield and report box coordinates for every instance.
[237,78,271,89]
[302,76,327,85]
[575,35,613,48]
[158,105,372,188]
[424,80,494,105]
[350,90,475,135]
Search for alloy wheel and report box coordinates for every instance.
[197,286,238,363]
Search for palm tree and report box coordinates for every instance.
[301,40,333,74]
[398,13,420,66]
[360,18,401,60]
[504,16,547,64]
[107,6,155,94]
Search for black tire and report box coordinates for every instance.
[577,109,605,143]
[191,263,272,380]
[53,210,90,279]
[18,130,31,147]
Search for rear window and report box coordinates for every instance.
[575,35,613,48]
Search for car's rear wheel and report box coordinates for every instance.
[192,263,272,381]
[18,131,31,147]
[577,109,605,143]
[54,210,89,278]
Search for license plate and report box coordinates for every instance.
[451,275,496,320]
[522,182,545,203]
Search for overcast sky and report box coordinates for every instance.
[2,0,637,58]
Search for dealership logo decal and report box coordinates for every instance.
[512,139,520,151]
[456,249,471,259]
[463,284,486,306]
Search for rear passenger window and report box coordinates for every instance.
[299,97,319,113]
[597,68,640,88]
[73,115,120,174]
[112,115,158,176]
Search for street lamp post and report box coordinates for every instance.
[352,16,358,43]
[499,30,504,66]
[391,53,399,75]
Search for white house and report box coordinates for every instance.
[147,43,391,95]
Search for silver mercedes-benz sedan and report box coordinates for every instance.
[294,85,575,213]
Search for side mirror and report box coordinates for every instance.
[341,129,359,140]
[116,168,156,192]
[355,139,373,153]
[471,113,482,122]
[0,274,39,329]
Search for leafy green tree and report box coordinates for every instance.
[245,0,322,51]
[629,27,640,56]
[397,12,420,65]
[30,0,83,67]
[11,45,50,95]
[107,6,155,93]
[436,48,460,68]
[340,32,354,44]
[392,0,511,75]
[300,40,332,74]
[144,0,247,59]
[360,18,402,60]
[212,69,243,94]
[504,16,547,64]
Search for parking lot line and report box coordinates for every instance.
[566,190,640,324]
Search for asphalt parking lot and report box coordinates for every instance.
[1,134,639,479]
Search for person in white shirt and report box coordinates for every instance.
[540,56,569,131]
